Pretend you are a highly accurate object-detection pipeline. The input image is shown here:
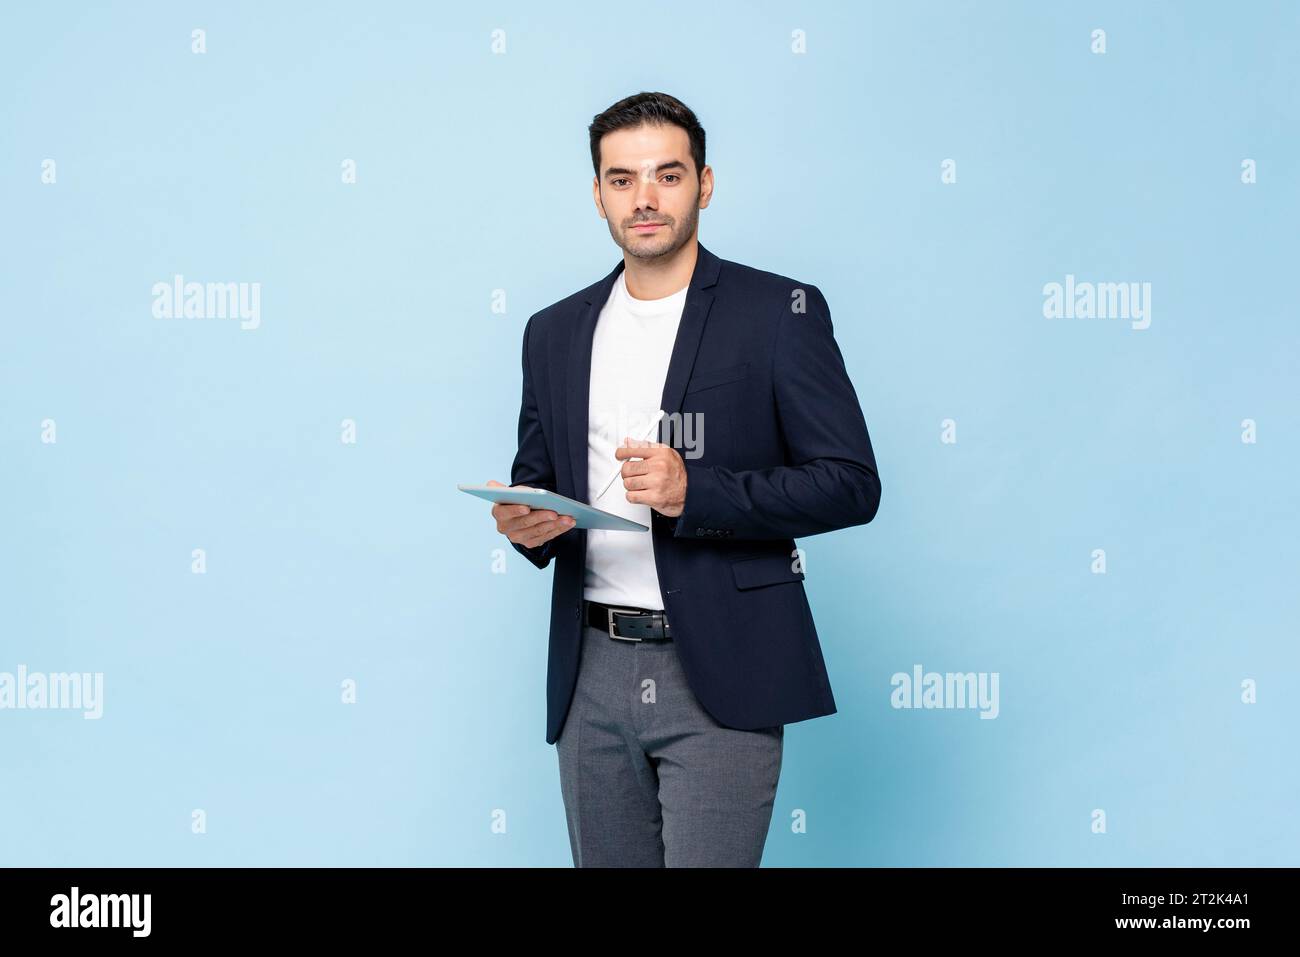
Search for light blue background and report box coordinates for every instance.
[2,1,1296,866]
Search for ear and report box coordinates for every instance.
[592,176,606,220]
[697,164,715,210]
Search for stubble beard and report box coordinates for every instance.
[608,189,700,262]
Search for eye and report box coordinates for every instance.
[612,178,630,187]
[663,174,680,183]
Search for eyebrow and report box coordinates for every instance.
[603,160,688,179]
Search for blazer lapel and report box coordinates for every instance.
[566,242,723,506]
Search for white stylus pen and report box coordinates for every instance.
[593,409,666,502]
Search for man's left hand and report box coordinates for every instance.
[616,436,687,518]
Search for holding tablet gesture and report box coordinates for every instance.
[486,479,575,549]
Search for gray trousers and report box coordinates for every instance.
[556,622,784,867]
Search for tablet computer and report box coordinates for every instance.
[457,484,649,532]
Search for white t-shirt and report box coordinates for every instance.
[583,270,688,610]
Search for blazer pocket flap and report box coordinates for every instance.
[685,362,749,393]
[731,553,805,589]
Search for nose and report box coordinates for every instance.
[633,172,658,214]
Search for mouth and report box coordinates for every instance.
[630,222,665,232]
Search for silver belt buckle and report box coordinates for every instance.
[606,606,645,641]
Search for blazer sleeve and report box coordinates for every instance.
[668,284,881,541]
[508,313,573,569]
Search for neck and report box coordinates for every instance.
[622,236,698,300]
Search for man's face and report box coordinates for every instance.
[592,122,712,260]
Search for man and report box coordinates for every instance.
[485,92,881,867]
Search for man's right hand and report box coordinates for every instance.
[487,479,575,549]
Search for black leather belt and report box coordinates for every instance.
[584,599,672,641]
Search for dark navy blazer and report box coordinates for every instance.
[510,242,882,744]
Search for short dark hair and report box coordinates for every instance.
[589,92,706,180]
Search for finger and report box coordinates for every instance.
[614,441,667,459]
[510,508,559,531]
[623,435,666,448]
[500,509,541,533]
[493,502,532,521]
[520,516,572,546]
